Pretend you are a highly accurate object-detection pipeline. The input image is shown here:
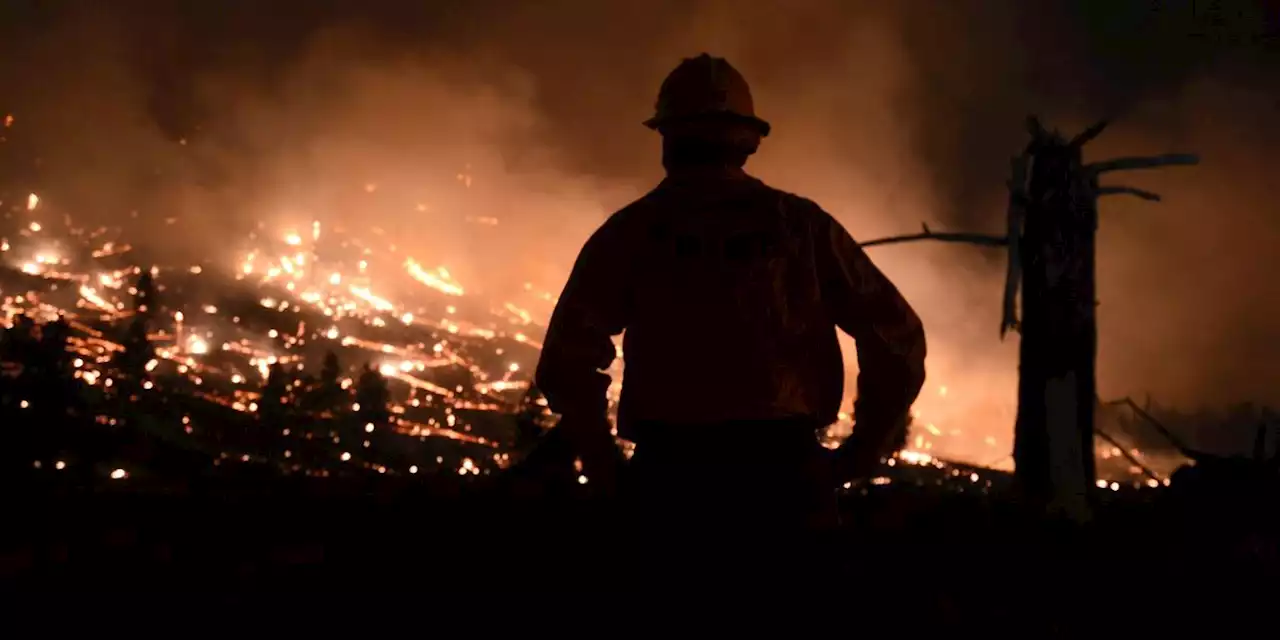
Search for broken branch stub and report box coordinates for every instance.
[1069,119,1110,148]
[857,229,1008,249]
[1000,153,1031,339]
[1087,154,1200,175]
[1096,185,1162,201]
[1025,115,1049,139]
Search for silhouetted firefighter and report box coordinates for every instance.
[534,53,928,537]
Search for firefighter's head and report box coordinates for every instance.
[645,54,769,170]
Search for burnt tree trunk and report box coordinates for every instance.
[1010,120,1195,519]
[1013,130,1098,520]
[859,119,1193,520]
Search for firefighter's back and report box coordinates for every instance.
[616,171,846,436]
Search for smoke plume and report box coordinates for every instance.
[1,0,1276,461]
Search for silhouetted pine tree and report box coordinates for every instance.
[114,316,155,382]
[113,269,160,398]
[320,351,341,388]
[37,315,71,375]
[133,269,157,319]
[34,315,77,417]
[258,362,290,428]
[311,351,344,414]
[0,316,80,471]
[0,317,40,471]
[0,316,37,407]
[354,363,391,428]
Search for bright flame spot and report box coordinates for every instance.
[187,336,209,355]
[404,259,465,296]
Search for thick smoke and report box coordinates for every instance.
[0,1,1276,460]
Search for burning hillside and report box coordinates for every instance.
[1,194,544,478]
[0,185,1184,488]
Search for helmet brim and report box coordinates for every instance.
[644,112,771,137]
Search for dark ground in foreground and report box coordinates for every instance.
[2,470,1276,634]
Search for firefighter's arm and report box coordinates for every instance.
[816,212,928,481]
[534,219,630,483]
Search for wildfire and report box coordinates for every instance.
[404,258,465,297]
[0,203,1171,485]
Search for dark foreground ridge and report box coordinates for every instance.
[3,465,1277,631]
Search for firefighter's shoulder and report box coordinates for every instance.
[576,188,665,256]
[594,187,667,235]
[759,183,840,231]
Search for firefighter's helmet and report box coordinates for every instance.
[644,53,770,136]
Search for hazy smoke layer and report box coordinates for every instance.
[1,0,1276,461]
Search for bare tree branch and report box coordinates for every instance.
[1087,154,1199,175]
[1070,119,1110,148]
[859,230,1008,249]
[1097,185,1162,201]
[1093,424,1164,482]
[1101,396,1203,460]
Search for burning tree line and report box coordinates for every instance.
[0,266,424,481]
